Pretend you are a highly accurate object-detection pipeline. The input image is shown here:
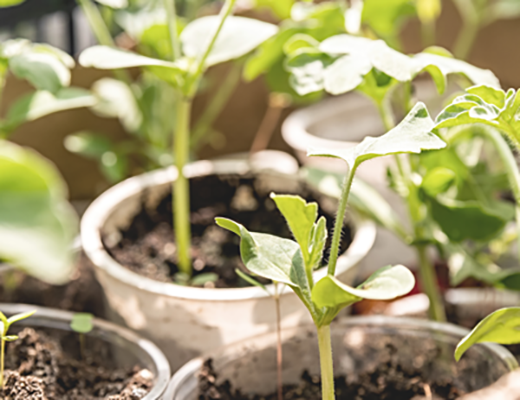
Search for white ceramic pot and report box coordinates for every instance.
[164,316,517,400]
[81,153,376,371]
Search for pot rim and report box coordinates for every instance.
[81,158,376,302]
[165,315,519,399]
[0,303,170,400]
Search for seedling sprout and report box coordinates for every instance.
[70,313,94,360]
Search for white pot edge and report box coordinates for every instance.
[81,158,376,303]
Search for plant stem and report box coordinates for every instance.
[452,0,480,60]
[274,283,283,400]
[317,325,334,400]
[163,0,181,61]
[421,21,436,48]
[0,337,4,390]
[376,98,395,132]
[416,244,446,322]
[190,61,242,151]
[185,0,237,97]
[174,97,193,275]
[328,168,355,276]
[482,127,520,262]
[78,0,132,85]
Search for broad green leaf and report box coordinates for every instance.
[312,264,415,308]
[4,88,95,132]
[270,194,317,260]
[429,197,513,242]
[180,16,278,68]
[0,141,78,285]
[0,0,25,6]
[421,167,456,196]
[9,52,70,93]
[362,0,415,42]
[455,307,520,361]
[308,102,445,170]
[7,310,36,326]
[70,313,94,334]
[216,217,315,314]
[79,45,180,70]
[323,55,372,95]
[285,49,334,95]
[283,34,320,56]
[447,247,506,286]
[94,0,127,8]
[90,78,142,132]
[467,85,506,108]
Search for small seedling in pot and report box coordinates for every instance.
[216,102,445,399]
[70,313,94,360]
[0,310,36,389]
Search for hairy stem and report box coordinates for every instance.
[163,0,181,60]
[274,283,283,400]
[416,244,446,322]
[328,168,355,276]
[174,97,193,275]
[317,325,334,400]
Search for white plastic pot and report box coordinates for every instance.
[164,316,517,400]
[0,303,170,400]
[81,152,376,371]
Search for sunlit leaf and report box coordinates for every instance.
[94,0,127,8]
[308,102,445,170]
[0,0,25,7]
[455,307,520,361]
[7,310,36,326]
[181,16,278,67]
[0,141,78,284]
[254,0,294,19]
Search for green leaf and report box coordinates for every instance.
[421,167,457,196]
[455,307,520,361]
[362,0,415,43]
[284,48,334,96]
[4,88,95,132]
[312,264,415,309]
[0,0,25,6]
[323,55,372,95]
[180,16,278,68]
[9,52,70,93]
[308,216,327,271]
[235,268,268,292]
[70,313,94,334]
[90,78,142,133]
[64,131,113,159]
[254,0,294,19]
[308,102,445,170]
[7,310,36,326]
[428,197,512,242]
[191,273,219,286]
[94,0,127,8]
[270,194,317,260]
[3,335,18,342]
[0,312,8,333]
[447,247,505,286]
[0,141,78,285]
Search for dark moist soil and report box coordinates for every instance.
[106,174,352,288]
[0,253,106,318]
[2,327,152,400]
[197,357,462,400]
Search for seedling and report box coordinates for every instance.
[78,0,278,278]
[216,102,445,400]
[0,310,36,389]
[70,313,94,360]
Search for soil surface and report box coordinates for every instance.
[197,357,463,400]
[107,174,352,288]
[0,254,106,318]
[2,327,152,400]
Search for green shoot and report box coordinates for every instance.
[70,313,94,360]
[0,310,36,389]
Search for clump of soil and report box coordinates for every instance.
[197,356,462,400]
[107,174,352,288]
[0,254,106,318]
[2,327,153,400]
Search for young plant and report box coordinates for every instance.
[0,310,36,389]
[286,32,502,322]
[78,0,278,277]
[216,102,444,400]
[70,313,94,360]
